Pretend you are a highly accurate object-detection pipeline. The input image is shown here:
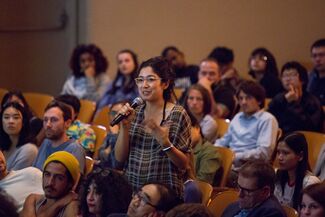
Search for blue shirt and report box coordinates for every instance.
[214,110,278,165]
[33,139,85,174]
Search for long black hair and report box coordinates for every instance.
[275,132,310,209]
[0,102,35,151]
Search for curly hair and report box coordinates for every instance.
[137,56,175,102]
[69,44,109,78]
[0,102,35,151]
[79,167,132,217]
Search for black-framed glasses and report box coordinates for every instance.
[132,190,157,208]
[92,166,111,177]
[134,76,161,85]
[237,183,261,196]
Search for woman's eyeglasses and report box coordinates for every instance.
[132,189,157,208]
[134,76,161,85]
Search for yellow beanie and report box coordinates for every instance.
[43,151,80,186]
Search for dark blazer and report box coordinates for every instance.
[221,195,286,217]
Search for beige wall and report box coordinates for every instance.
[86,0,325,79]
[0,0,325,95]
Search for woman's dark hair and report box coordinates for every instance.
[107,49,138,95]
[1,90,33,119]
[275,132,311,209]
[183,84,212,116]
[0,102,35,151]
[69,44,108,78]
[248,47,279,78]
[281,61,309,91]
[79,167,132,217]
[0,189,19,217]
[137,56,175,102]
[300,182,325,210]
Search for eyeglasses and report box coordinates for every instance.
[92,166,111,177]
[311,52,325,59]
[134,76,161,85]
[132,190,157,208]
[282,72,299,79]
[237,183,261,196]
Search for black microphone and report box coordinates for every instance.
[110,97,144,126]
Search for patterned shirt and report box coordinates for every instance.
[66,120,96,153]
[125,104,191,197]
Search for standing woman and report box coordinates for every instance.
[248,48,283,98]
[61,44,110,101]
[274,132,320,209]
[114,57,191,198]
[0,102,37,170]
[183,84,218,143]
[97,49,139,110]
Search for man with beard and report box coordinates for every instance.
[21,151,80,217]
[221,160,286,217]
[33,100,85,174]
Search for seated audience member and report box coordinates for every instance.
[21,151,80,217]
[1,90,43,143]
[98,101,126,169]
[222,160,286,217]
[248,47,283,98]
[108,182,180,217]
[0,189,19,217]
[0,151,43,211]
[183,84,218,142]
[61,44,110,101]
[188,113,221,184]
[299,182,325,217]
[208,46,241,90]
[0,102,38,170]
[55,94,96,156]
[97,49,139,110]
[274,132,320,209]
[268,61,323,134]
[314,143,325,181]
[166,203,213,217]
[79,166,132,217]
[33,101,85,174]
[214,80,278,168]
[308,38,325,106]
[161,46,199,90]
[198,58,237,119]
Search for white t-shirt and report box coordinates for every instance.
[0,167,43,211]
[274,171,320,207]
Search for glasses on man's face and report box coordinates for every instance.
[237,183,261,196]
[311,52,325,59]
[282,72,299,79]
[132,190,157,208]
[134,76,161,86]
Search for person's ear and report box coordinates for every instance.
[298,151,304,161]
[64,119,72,129]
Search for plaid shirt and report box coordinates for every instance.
[125,104,191,197]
